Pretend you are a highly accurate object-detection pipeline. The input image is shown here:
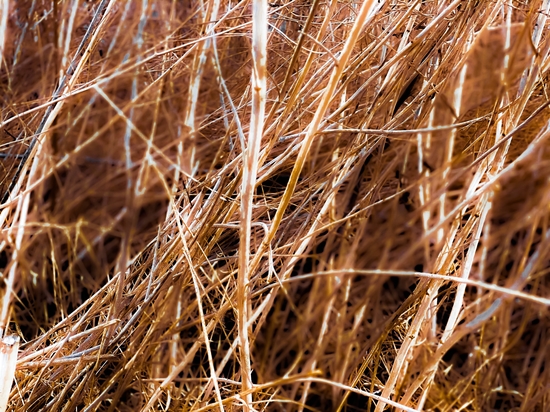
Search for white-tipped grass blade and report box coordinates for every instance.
[0,335,19,412]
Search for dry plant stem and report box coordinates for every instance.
[0,0,113,207]
[0,0,116,336]
[256,269,550,307]
[192,375,421,412]
[409,29,474,411]
[442,200,488,339]
[375,238,458,412]
[0,0,8,70]
[250,0,381,279]
[0,195,27,338]
[264,0,321,124]
[189,252,225,410]
[412,10,523,404]
[322,0,462,125]
[205,204,364,404]
[374,3,487,406]
[143,319,217,411]
[181,0,221,175]
[416,227,550,392]
[378,0,421,92]
[392,102,550,268]
[238,0,268,408]
[0,9,254,135]
[296,291,336,412]
[59,0,79,77]
[170,198,225,409]
[211,47,247,152]
[406,9,545,408]
[0,335,18,412]
[270,0,334,126]
[111,0,149,338]
[400,199,490,407]
[293,145,370,408]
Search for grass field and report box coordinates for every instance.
[1,0,550,410]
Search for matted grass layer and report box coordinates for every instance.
[1,0,550,411]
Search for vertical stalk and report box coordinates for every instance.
[238,0,268,408]
[0,335,19,412]
[0,0,8,70]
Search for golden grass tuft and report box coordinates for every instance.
[1,0,550,410]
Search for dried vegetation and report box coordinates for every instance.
[1,0,550,410]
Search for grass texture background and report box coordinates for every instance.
[1,0,550,410]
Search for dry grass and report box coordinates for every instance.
[1,0,550,410]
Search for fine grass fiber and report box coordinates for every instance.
[1,0,550,410]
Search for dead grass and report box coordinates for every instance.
[0,0,550,410]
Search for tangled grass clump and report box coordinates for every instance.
[1,0,550,410]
